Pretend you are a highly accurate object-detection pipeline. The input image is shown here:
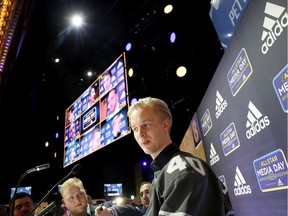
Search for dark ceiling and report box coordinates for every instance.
[0,0,223,204]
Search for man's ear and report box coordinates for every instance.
[163,119,170,130]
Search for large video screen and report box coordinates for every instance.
[11,186,32,198]
[63,53,131,167]
[104,183,123,197]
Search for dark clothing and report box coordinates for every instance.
[145,143,233,216]
[94,202,141,216]
[87,204,96,216]
[112,204,142,216]
[138,205,148,216]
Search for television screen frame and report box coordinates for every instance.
[104,183,123,197]
[10,186,32,198]
[63,52,131,167]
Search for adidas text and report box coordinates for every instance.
[246,116,270,139]
[262,13,288,54]
[210,155,220,166]
[215,100,227,119]
[234,185,252,196]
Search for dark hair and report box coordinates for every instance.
[140,181,151,187]
[10,192,33,208]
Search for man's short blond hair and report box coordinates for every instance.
[60,177,85,196]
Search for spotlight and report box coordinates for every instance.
[128,68,134,77]
[130,98,138,105]
[170,32,176,43]
[176,66,187,77]
[125,42,132,51]
[164,4,173,14]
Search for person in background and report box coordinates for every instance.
[127,97,234,216]
[10,192,35,216]
[0,205,9,216]
[60,177,95,216]
[94,182,151,216]
[138,181,151,215]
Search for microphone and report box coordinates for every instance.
[28,164,82,216]
[27,163,50,173]
[10,163,50,216]
[71,163,81,174]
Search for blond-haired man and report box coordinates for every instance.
[60,177,95,216]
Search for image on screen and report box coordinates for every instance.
[104,183,123,197]
[11,186,32,198]
[63,53,131,167]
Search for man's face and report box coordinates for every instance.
[107,90,118,113]
[113,115,121,133]
[14,197,34,216]
[104,73,112,91]
[62,185,88,215]
[140,183,151,208]
[130,106,169,159]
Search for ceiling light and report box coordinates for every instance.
[176,66,187,77]
[170,32,176,43]
[125,42,132,51]
[71,15,83,27]
[128,68,134,77]
[164,4,173,14]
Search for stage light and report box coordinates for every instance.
[176,66,187,77]
[130,98,138,105]
[128,68,134,77]
[71,14,83,27]
[87,71,93,76]
[142,161,148,167]
[170,32,176,43]
[125,42,132,51]
[164,4,173,14]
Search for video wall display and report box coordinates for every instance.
[63,53,131,167]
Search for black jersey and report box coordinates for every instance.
[145,143,232,216]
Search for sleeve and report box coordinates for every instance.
[158,154,226,216]
[112,204,142,216]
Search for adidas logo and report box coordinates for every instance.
[245,101,270,139]
[261,2,287,54]
[215,91,227,119]
[234,166,252,196]
[209,143,220,166]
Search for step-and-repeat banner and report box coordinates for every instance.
[186,0,287,215]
